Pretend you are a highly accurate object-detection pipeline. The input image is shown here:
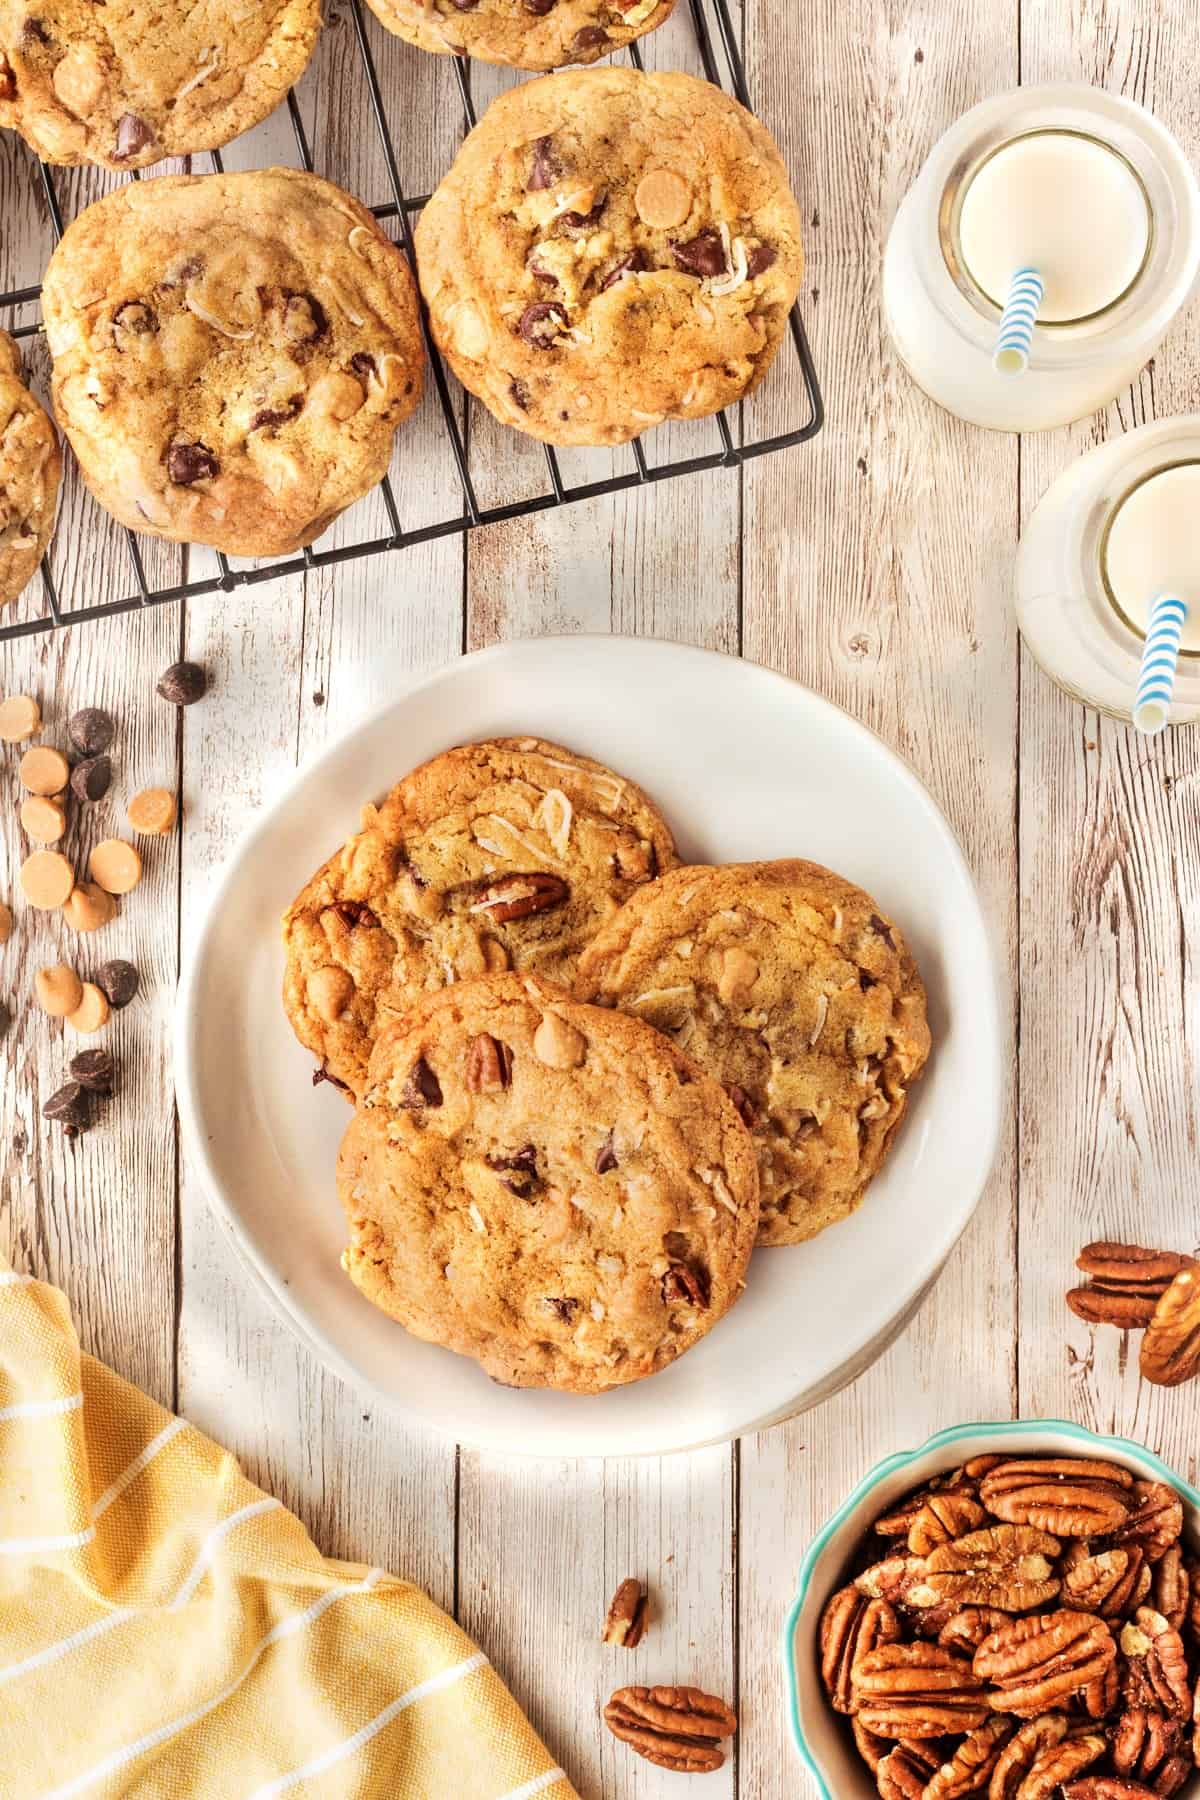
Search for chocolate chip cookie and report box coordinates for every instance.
[414,68,803,446]
[0,0,320,170]
[337,972,759,1391]
[0,331,61,610]
[283,736,678,1099]
[575,860,931,1247]
[364,0,670,71]
[41,169,423,557]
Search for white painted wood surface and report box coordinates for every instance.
[2,0,1199,1791]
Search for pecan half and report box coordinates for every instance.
[1017,1733,1107,1798]
[856,1555,932,1608]
[908,1492,988,1555]
[1112,1709,1186,1787]
[1140,1265,1200,1387]
[1067,1243,1196,1329]
[988,1713,1070,1799]
[465,1032,512,1093]
[1150,1545,1189,1631]
[938,1605,1011,1653]
[852,1643,990,1738]
[818,1584,901,1712]
[919,1524,1062,1612]
[603,1684,736,1773]
[979,1459,1133,1536]
[602,1578,647,1648]
[469,872,568,922]
[923,1717,1013,1797]
[974,1610,1116,1716]
[877,1742,941,1799]
[1064,1545,1151,1619]
[1120,1609,1192,1719]
[850,1713,891,1772]
[1062,1781,1165,1798]
[1081,1654,1121,1719]
[1106,1482,1183,1565]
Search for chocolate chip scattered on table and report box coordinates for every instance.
[97,959,139,1009]
[19,745,69,796]
[127,787,177,835]
[0,694,41,742]
[817,1452,1196,1797]
[89,839,142,896]
[70,756,112,804]
[35,963,83,1018]
[63,882,116,934]
[20,849,75,910]
[1068,1240,1200,1390]
[67,707,115,757]
[20,794,66,843]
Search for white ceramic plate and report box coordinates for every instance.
[176,636,1004,1457]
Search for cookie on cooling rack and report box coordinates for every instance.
[575,860,932,1247]
[337,973,759,1391]
[41,170,423,558]
[363,0,671,71]
[0,0,320,170]
[413,68,804,447]
[283,735,678,1099]
[0,331,61,610]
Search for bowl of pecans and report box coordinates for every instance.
[783,1421,1200,1798]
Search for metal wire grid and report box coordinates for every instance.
[0,0,824,641]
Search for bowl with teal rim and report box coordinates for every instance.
[781,1418,1200,1797]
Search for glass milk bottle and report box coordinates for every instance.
[1017,416,1200,724]
[883,85,1200,430]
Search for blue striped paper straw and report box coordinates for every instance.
[993,268,1045,374]
[1133,593,1189,735]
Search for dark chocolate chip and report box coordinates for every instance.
[22,18,50,44]
[313,1064,350,1092]
[161,254,203,289]
[671,228,728,278]
[249,396,302,433]
[70,754,112,804]
[517,301,568,348]
[745,243,777,278]
[528,135,561,191]
[569,24,608,51]
[596,1134,618,1174]
[97,959,140,1009]
[522,0,557,15]
[167,441,219,485]
[350,351,376,379]
[114,112,155,161]
[601,249,646,291]
[868,913,897,950]
[447,0,478,11]
[543,1296,580,1323]
[402,1057,443,1109]
[282,290,328,345]
[509,378,531,411]
[69,1049,115,1094]
[528,258,559,288]
[156,661,207,705]
[858,969,876,992]
[0,58,15,103]
[112,300,157,341]
[43,1081,91,1130]
[560,194,606,230]
[68,706,114,756]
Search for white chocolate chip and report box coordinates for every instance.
[718,946,759,1004]
[52,44,107,118]
[308,965,354,1024]
[533,1011,587,1069]
[634,168,692,229]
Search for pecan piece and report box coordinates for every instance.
[979,1458,1133,1536]
[661,1263,710,1308]
[1150,1545,1189,1630]
[1067,1243,1196,1329]
[465,1032,512,1093]
[974,1610,1116,1717]
[602,1578,647,1648]
[923,1717,1013,1797]
[1062,1782,1165,1798]
[920,1524,1062,1612]
[851,1642,990,1739]
[988,1713,1070,1799]
[818,1584,901,1712]
[1106,1482,1184,1565]
[1113,1709,1186,1786]
[1140,1266,1200,1387]
[603,1684,736,1773]
[1081,1653,1121,1719]
[469,872,568,922]
[856,1555,932,1607]
[908,1492,988,1555]
[1064,1545,1151,1619]
[877,1741,941,1798]
[850,1713,891,1772]
[1120,1609,1192,1718]
[1017,1732,1107,1798]
[938,1605,1011,1654]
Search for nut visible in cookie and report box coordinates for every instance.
[0,332,61,610]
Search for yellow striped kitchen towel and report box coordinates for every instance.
[0,1265,579,1800]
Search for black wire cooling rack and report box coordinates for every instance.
[0,0,823,641]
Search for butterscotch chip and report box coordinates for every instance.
[67,982,110,1035]
[0,898,11,943]
[35,962,83,1017]
[89,838,142,895]
[64,881,117,933]
[634,168,692,228]
[127,787,177,835]
[20,794,67,844]
[0,694,41,741]
[18,745,70,796]
[20,849,75,909]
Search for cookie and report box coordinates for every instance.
[364,0,671,72]
[574,860,932,1247]
[283,736,678,1099]
[41,169,424,557]
[414,68,803,446]
[0,331,61,610]
[337,972,759,1391]
[0,0,320,170]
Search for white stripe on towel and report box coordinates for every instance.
[498,1770,570,1800]
[168,1496,282,1611]
[0,1526,95,1557]
[0,1609,134,1689]
[0,1392,83,1424]
[92,1418,187,1520]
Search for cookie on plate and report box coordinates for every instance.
[283,736,678,1099]
[414,68,803,446]
[364,0,671,70]
[0,331,61,610]
[0,0,320,170]
[337,973,759,1391]
[575,860,932,1247]
[41,169,423,557]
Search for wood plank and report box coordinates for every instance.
[736,4,1021,1793]
[1017,4,1200,1474]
